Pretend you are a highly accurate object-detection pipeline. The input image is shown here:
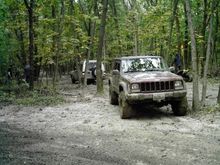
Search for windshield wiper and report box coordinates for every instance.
[145,69,164,71]
[124,70,137,73]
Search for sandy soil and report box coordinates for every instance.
[0,77,220,165]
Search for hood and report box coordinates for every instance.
[122,71,182,83]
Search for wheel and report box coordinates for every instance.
[118,91,134,119]
[109,86,118,105]
[171,96,188,116]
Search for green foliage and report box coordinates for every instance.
[0,0,219,89]
[0,91,16,105]
[0,1,9,78]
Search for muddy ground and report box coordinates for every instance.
[0,77,220,165]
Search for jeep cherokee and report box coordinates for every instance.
[109,56,188,119]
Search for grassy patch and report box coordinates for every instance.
[190,104,220,116]
[0,83,65,106]
[15,91,64,106]
[208,77,220,84]
[201,104,220,114]
[0,91,15,105]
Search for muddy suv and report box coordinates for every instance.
[109,56,188,119]
[70,60,105,84]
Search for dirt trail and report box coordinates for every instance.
[0,77,220,165]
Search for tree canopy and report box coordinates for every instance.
[0,0,219,107]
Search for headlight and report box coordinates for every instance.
[131,83,140,92]
[175,80,183,90]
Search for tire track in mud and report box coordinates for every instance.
[0,78,220,164]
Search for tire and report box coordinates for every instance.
[118,91,134,119]
[171,96,188,116]
[109,86,118,105]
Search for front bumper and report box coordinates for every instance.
[126,90,187,104]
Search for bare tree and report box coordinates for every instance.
[111,0,122,55]
[54,0,65,86]
[84,22,96,87]
[183,3,189,68]
[218,85,220,104]
[184,0,200,111]
[96,0,108,94]
[81,0,98,87]
[201,0,208,74]
[69,0,83,88]
[201,1,216,104]
[24,0,35,90]
[168,0,179,55]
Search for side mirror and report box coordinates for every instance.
[112,70,120,75]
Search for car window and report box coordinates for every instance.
[82,61,105,72]
[122,57,167,73]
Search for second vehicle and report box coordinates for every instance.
[70,60,105,84]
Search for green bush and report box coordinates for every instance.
[0,91,15,104]
[15,94,64,106]
[0,83,65,106]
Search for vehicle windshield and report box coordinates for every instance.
[122,57,167,73]
[82,61,105,72]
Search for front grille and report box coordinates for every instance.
[140,81,174,92]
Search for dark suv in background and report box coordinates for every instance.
[109,56,188,119]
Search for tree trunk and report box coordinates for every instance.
[184,0,200,111]
[134,31,138,56]
[53,0,65,87]
[175,6,181,55]
[133,13,138,56]
[51,4,56,87]
[218,85,220,104]
[183,3,189,69]
[76,55,82,87]
[15,28,27,67]
[211,5,219,73]
[201,0,208,76]
[24,0,35,90]
[83,0,98,87]
[96,0,108,94]
[201,1,215,104]
[84,21,96,87]
[112,0,122,55]
[168,0,179,58]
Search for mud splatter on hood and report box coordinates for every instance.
[122,71,182,83]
